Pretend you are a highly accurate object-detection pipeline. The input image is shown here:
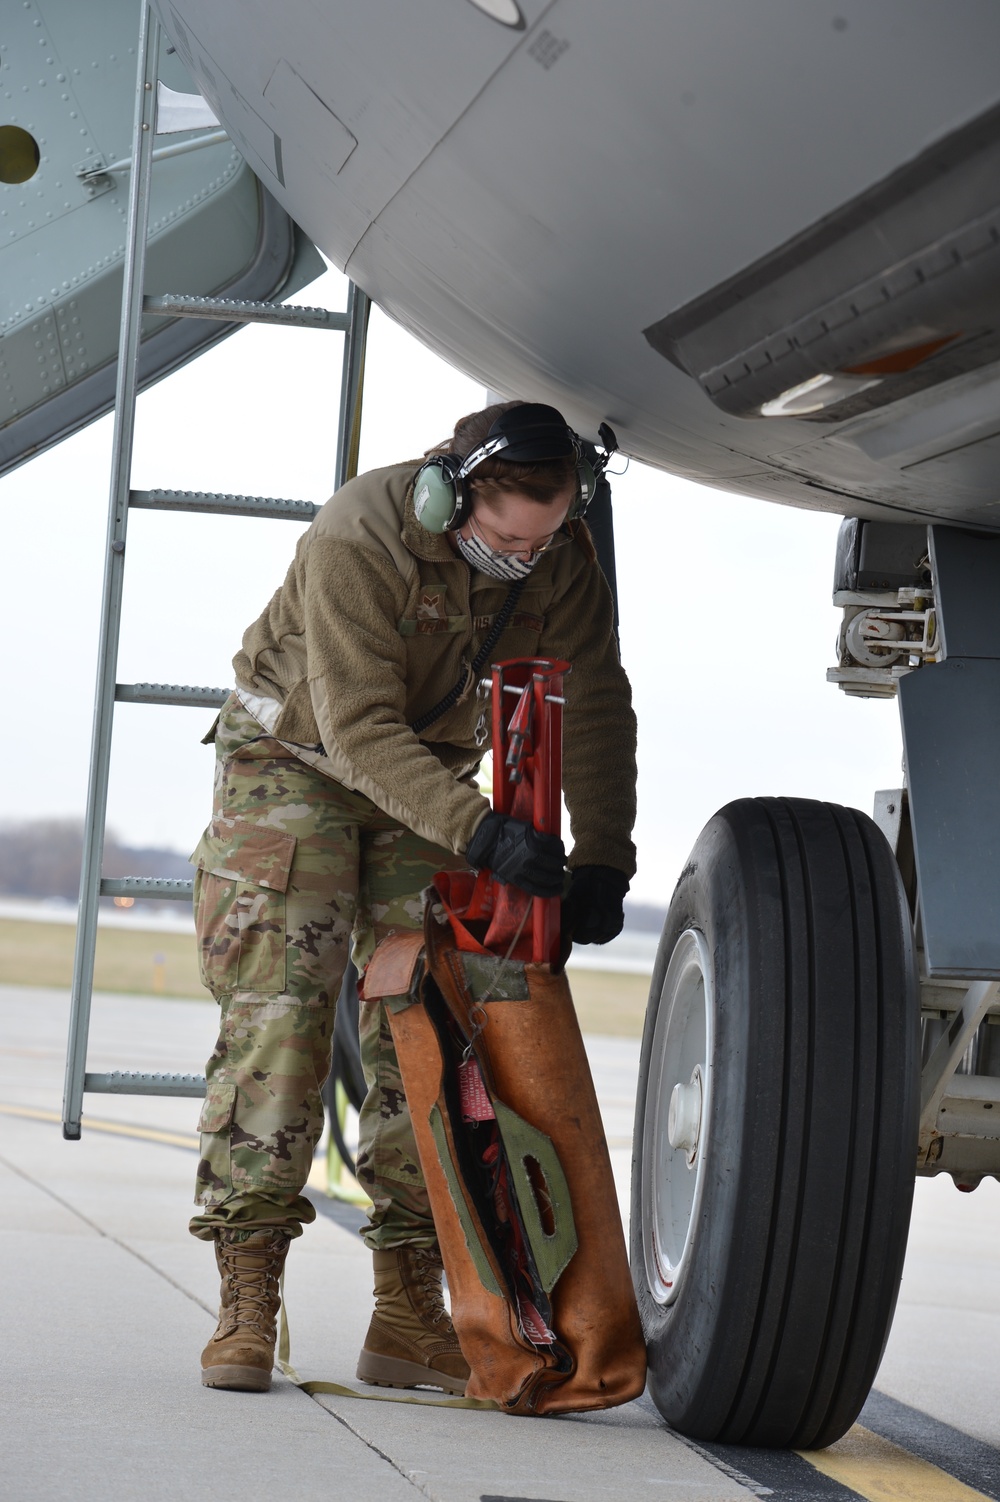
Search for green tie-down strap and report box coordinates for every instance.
[429,1099,578,1298]
[429,1104,504,1296]
[492,1100,578,1294]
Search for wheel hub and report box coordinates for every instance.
[667,1066,703,1165]
[640,928,713,1307]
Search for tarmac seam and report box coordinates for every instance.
[302,1395,433,1497]
[632,1394,776,1497]
[661,1433,775,1497]
[0,1148,216,1319]
[0,1142,437,1484]
[1,1115,451,1487]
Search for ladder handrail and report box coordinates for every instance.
[336,280,371,490]
[63,5,161,1141]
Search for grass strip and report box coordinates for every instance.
[0,917,652,1036]
[0,916,208,999]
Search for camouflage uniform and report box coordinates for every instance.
[188,694,465,1247]
[188,459,636,1255]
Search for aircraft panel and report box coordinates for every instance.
[0,0,324,478]
[138,3,1000,523]
[155,0,553,266]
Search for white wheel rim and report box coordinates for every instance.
[641,928,714,1306]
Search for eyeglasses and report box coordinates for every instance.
[468,512,572,561]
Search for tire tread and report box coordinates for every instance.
[633,796,918,1449]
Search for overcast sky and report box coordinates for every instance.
[0,264,904,905]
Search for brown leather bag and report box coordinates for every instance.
[364,903,647,1416]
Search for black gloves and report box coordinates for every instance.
[465,821,627,939]
[562,865,630,945]
[465,813,566,898]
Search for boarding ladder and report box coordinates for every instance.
[61,4,370,1138]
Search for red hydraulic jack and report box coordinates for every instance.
[488,656,570,966]
[436,657,570,968]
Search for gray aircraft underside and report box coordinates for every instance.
[6,2,1000,529]
[144,0,1000,530]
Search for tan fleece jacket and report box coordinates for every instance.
[233,461,637,876]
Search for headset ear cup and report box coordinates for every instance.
[413,458,462,533]
[571,458,598,518]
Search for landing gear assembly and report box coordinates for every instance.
[632,521,1000,1447]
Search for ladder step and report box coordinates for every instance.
[84,1071,206,1098]
[130,489,319,521]
[101,877,193,900]
[115,683,229,708]
[143,293,349,331]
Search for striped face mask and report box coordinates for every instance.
[453,515,539,581]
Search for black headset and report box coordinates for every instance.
[412,403,617,534]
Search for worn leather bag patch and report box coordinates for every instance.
[363,931,425,1002]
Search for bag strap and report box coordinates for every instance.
[409,577,527,736]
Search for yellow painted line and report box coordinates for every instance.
[799,1424,992,1501]
[306,1148,372,1206]
[3,1105,369,1210]
[0,1102,199,1152]
[306,1155,329,1190]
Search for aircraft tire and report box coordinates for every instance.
[630,796,918,1448]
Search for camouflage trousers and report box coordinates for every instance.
[188,694,465,1248]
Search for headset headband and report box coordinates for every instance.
[455,432,515,475]
[457,405,581,479]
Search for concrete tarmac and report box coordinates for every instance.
[3,983,1000,1501]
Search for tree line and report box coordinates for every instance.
[0,818,194,901]
[0,816,667,932]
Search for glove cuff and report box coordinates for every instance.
[570,864,631,898]
[465,811,501,869]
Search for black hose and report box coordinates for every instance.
[322,961,367,1179]
[410,577,526,735]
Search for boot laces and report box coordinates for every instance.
[410,1247,450,1329]
[218,1239,284,1336]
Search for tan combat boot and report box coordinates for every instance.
[201,1228,290,1392]
[356,1245,470,1395]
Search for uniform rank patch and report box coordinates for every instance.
[416,587,447,621]
[412,587,452,634]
